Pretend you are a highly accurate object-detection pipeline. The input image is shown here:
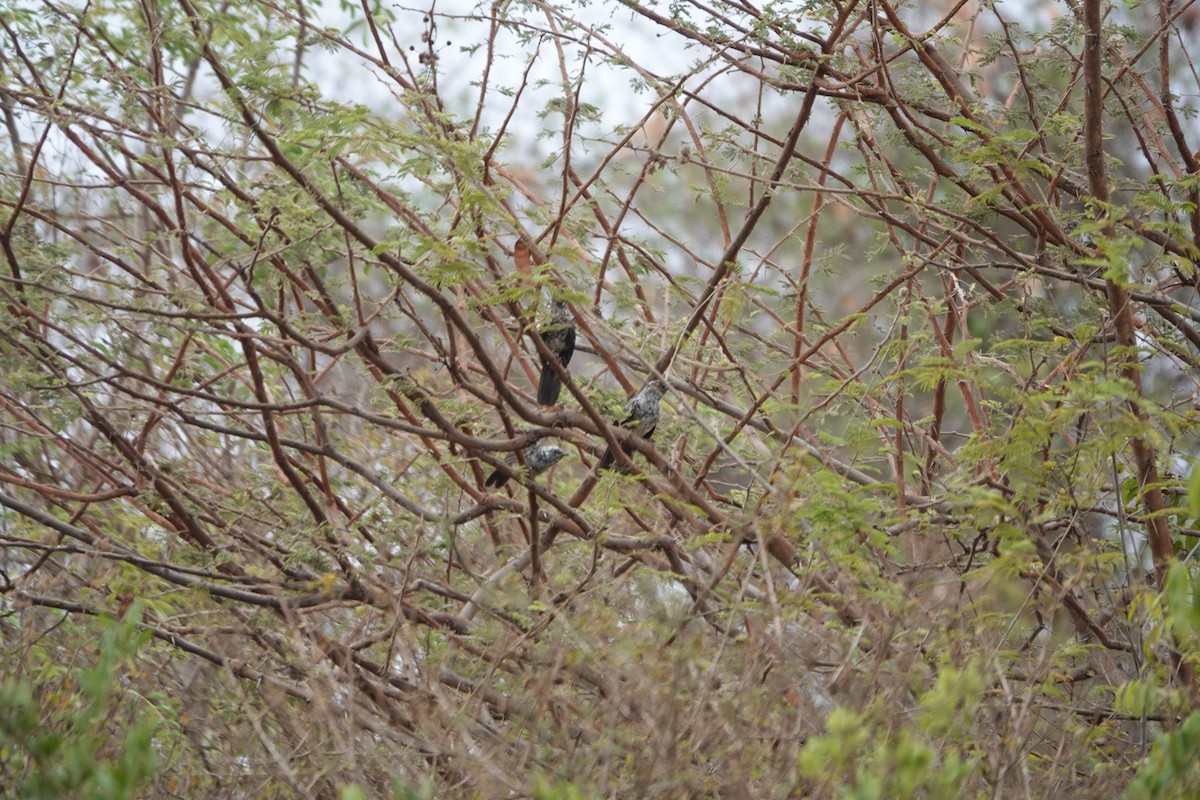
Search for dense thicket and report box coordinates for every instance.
[3,0,1200,796]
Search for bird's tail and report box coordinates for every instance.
[537,363,562,405]
[484,469,509,488]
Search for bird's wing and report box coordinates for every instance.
[560,327,576,367]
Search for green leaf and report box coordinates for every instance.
[1188,464,1200,520]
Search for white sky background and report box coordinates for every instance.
[325,0,704,132]
[11,0,1200,300]
[12,0,1200,202]
[304,0,1141,148]
[286,0,1200,259]
[302,0,800,187]
[337,0,792,270]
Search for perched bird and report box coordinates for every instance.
[598,379,667,471]
[537,298,576,405]
[485,439,568,489]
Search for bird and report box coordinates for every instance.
[485,439,569,489]
[537,298,575,405]
[598,378,667,471]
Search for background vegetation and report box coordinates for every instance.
[3,0,1200,796]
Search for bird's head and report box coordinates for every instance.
[535,445,569,469]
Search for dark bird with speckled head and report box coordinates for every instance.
[598,378,667,471]
[537,298,575,405]
[485,439,569,489]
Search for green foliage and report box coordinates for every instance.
[0,607,167,799]
[3,0,1200,796]
[1189,464,1200,522]
[390,777,435,800]
[1126,712,1200,799]
[916,661,984,738]
[532,772,595,800]
[1164,562,1200,645]
[797,701,980,799]
[388,782,436,800]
